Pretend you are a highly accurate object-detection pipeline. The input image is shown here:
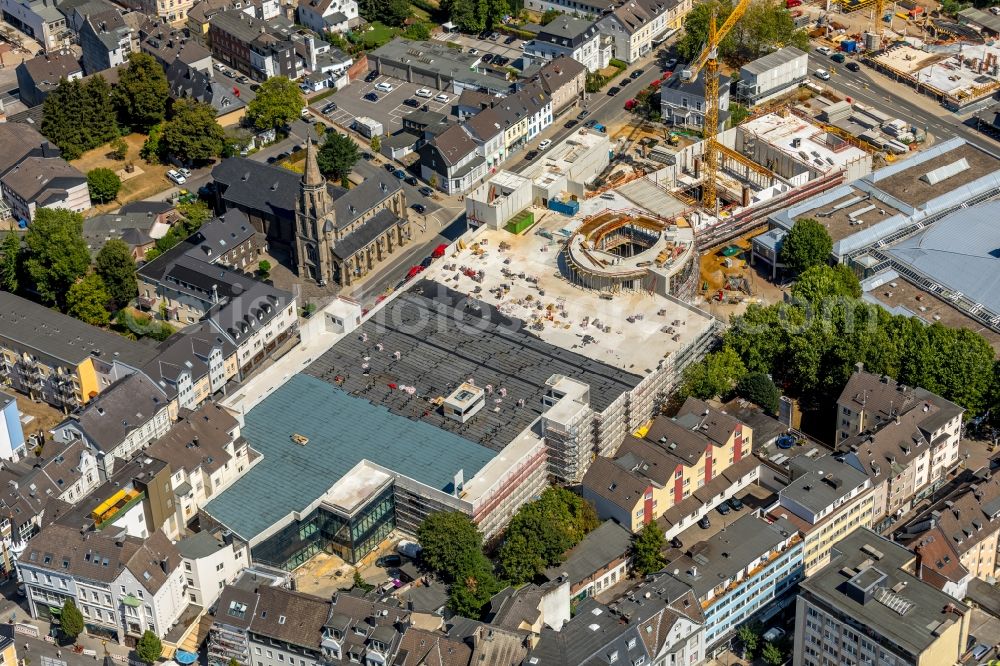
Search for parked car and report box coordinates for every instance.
[276,152,290,161]
[619,78,631,87]
[213,62,225,71]
[630,68,644,79]
[524,150,538,161]
[698,515,711,529]
[493,55,509,66]
[577,110,590,120]
[250,83,260,92]
[301,111,315,121]
[538,139,552,150]
[237,75,249,84]
[504,35,517,44]
[376,554,402,568]
[411,203,426,214]
[584,119,598,128]
[223,68,236,78]
[564,119,578,129]
[405,176,418,186]
[763,628,786,643]
[607,86,621,96]
[814,68,831,80]
[846,61,860,72]
[419,186,433,197]
[469,47,479,55]
[364,92,380,102]
[664,57,678,70]
[385,163,397,172]
[322,102,338,113]
[362,152,374,160]
[717,502,731,515]
[415,87,433,98]
[490,32,500,40]
[831,52,846,63]
[972,644,993,661]
[166,169,186,185]
[482,53,494,63]
[403,98,420,107]
[816,45,832,56]
[178,167,192,179]
[365,70,379,82]
[266,155,278,164]
[670,537,683,549]
[435,93,450,103]
[375,81,394,92]
[728,496,745,510]
[393,169,406,179]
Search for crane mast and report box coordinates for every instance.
[681,0,751,209]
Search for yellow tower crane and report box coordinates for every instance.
[680,0,751,210]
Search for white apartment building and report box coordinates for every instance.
[177,531,249,608]
[523,16,609,72]
[18,526,187,642]
[296,0,358,34]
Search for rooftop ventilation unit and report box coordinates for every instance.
[442,382,486,423]
[921,158,969,185]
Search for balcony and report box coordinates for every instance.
[92,488,145,529]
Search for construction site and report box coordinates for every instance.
[867,42,1000,111]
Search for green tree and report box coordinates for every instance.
[631,522,667,576]
[736,372,780,414]
[496,531,542,584]
[448,559,501,618]
[441,0,487,33]
[246,77,305,132]
[141,123,164,163]
[96,239,138,309]
[24,208,91,307]
[67,274,111,326]
[730,102,750,126]
[416,512,488,583]
[679,346,746,400]
[790,263,861,303]
[736,625,759,657]
[161,99,226,164]
[41,76,118,160]
[110,137,129,160]
[540,8,562,23]
[135,629,162,664]
[761,642,783,666]
[352,569,374,592]
[59,599,84,640]
[678,0,809,66]
[402,22,431,40]
[317,133,359,181]
[257,259,271,280]
[228,659,241,666]
[87,167,122,203]
[0,232,21,293]
[779,218,832,274]
[177,199,213,227]
[112,52,169,132]
[370,135,382,153]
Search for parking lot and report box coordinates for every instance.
[431,31,528,68]
[311,74,458,136]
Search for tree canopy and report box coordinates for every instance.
[96,238,138,309]
[358,0,410,26]
[66,274,111,326]
[440,0,509,33]
[161,99,226,164]
[41,76,118,160]
[24,208,91,308]
[246,77,305,132]
[677,0,809,67]
[0,233,21,294]
[779,218,833,274]
[679,345,746,400]
[317,133,359,181]
[112,52,169,132]
[496,487,599,585]
[735,372,780,414]
[60,599,84,639]
[631,522,667,577]
[416,511,488,583]
[136,630,162,664]
[87,167,122,203]
[789,263,861,304]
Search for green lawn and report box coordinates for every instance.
[356,21,398,48]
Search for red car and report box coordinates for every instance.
[431,244,448,259]
[406,265,425,280]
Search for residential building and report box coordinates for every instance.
[295,0,358,34]
[523,16,609,73]
[768,454,876,575]
[0,438,100,576]
[487,580,571,638]
[208,10,300,81]
[138,20,213,71]
[0,290,157,411]
[367,39,512,95]
[793,528,971,666]
[176,530,249,608]
[145,402,254,538]
[581,397,754,532]
[294,142,411,287]
[82,209,171,259]
[0,626,16,666]
[661,69,731,130]
[462,106,506,170]
[595,0,688,64]
[118,0,198,24]
[0,155,91,222]
[541,519,632,602]
[532,55,586,114]
[52,371,173,478]
[166,58,247,126]
[79,8,135,74]
[0,0,71,51]
[18,525,188,642]
[0,391,26,461]
[666,514,804,651]
[525,575,705,666]
[15,51,83,107]
[737,46,808,105]
[208,585,411,666]
[419,123,489,195]
[141,322,240,412]
[895,468,1000,599]
[835,367,964,529]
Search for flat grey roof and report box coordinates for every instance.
[887,200,1000,318]
[741,46,807,76]
[801,528,969,655]
[202,373,497,541]
[303,281,642,451]
[780,454,870,518]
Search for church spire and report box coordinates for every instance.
[303,139,323,188]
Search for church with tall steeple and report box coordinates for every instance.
[294,141,411,287]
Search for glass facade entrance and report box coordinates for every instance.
[252,485,396,570]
